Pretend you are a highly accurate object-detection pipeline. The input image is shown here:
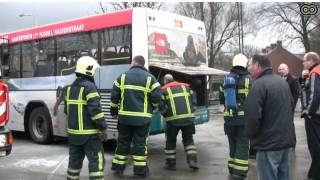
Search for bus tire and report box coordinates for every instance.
[28,107,53,144]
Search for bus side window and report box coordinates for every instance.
[102,46,117,65]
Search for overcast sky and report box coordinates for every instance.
[0,2,304,54]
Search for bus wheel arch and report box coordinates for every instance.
[24,102,53,144]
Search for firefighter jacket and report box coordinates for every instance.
[161,81,196,126]
[110,66,161,126]
[304,63,320,116]
[219,66,252,126]
[65,77,106,145]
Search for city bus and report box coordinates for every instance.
[0,8,227,144]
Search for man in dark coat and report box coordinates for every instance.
[245,54,295,180]
[301,52,320,180]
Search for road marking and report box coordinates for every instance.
[47,155,68,180]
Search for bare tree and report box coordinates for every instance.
[257,2,320,52]
[97,2,163,13]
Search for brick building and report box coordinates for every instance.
[262,41,304,78]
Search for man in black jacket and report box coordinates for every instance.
[245,54,295,180]
[278,63,300,110]
[278,63,300,149]
[302,52,320,180]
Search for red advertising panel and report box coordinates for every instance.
[154,33,168,54]
[0,9,132,44]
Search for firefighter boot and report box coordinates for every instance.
[187,155,199,170]
[164,159,176,171]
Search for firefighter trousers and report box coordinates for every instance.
[111,123,150,176]
[305,115,320,179]
[224,124,249,178]
[67,135,105,180]
[165,123,197,166]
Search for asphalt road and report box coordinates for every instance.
[0,114,311,180]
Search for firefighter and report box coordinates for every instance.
[219,54,252,179]
[160,74,199,171]
[65,56,106,180]
[110,55,161,178]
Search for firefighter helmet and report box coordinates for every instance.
[75,56,100,77]
[232,53,248,68]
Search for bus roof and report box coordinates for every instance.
[0,9,132,44]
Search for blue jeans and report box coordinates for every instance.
[256,148,291,180]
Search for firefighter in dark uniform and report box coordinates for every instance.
[219,54,252,179]
[160,74,199,171]
[65,56,106,180]
[110,55,161,178]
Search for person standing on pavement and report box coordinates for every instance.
[110,55,161,178]
[65,56,106,180]
[160,74,199,171]
[244,54,295,180]
[278,63,300,149]
[219,54,252,179]
[301,52,320,180]
[278,63,300,110]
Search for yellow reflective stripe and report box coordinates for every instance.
[133,161,147,166]
[219,86,223,92]
[123,85,150,92]
[161,95,165,100]
[115,154,128,160]
[238,89,249,94]
[89,171,104,177]
[186,150,197,154]
[67,168,81,173]
[150,82,160,91]
[78,87,84,130]
[228,164,249,171]
[165,150,176,154]
[67,100,87,104]
[133,155,147,161]
[224,110,244,117]
[152,103,159,107]
[165,92,190,99]
[182,86,192,114]
[110,102,118,107]
[119,110,152,118]
[67,175,79,180]
[230,158,249,165]
[165,113,195,121]
[68,129,99,134]
[120,74,125,111]
[114,80,120,88]
[66,87,71,114]
[167,88,176,116]
[185,145,196,150]
[144,77,151,113]
[86,92,99,101]
[91,112,104,120]
[166,155,176,159]
[112,159,127,165]
[98,151,103,170]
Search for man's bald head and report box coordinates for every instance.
[278,63,289,77]
[163,74,174,84]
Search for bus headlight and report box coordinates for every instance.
[0,134,7,147]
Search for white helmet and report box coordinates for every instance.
[232,53,248,68]
[75,56,100,77]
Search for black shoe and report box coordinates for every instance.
[114,170,124,178]
[133,173,148,179]
[230,174,245,180]
[188,160,199,170]
[164,164,176,171]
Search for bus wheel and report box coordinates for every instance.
[28,107,53,144]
